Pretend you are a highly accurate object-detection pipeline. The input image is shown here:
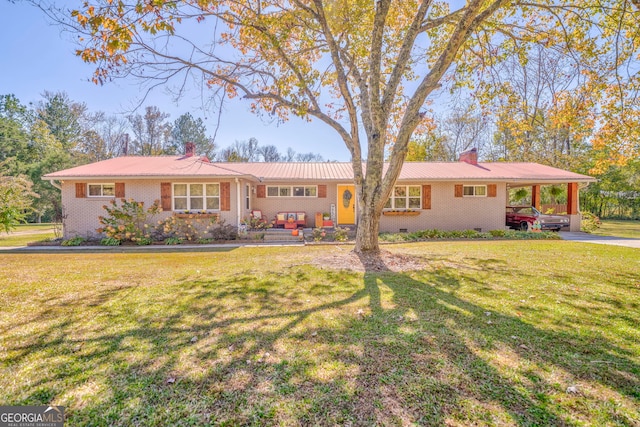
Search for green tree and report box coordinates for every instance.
[169,113,216,158]
[0,94,31,174]
[0,173,37,233]
[37,91,86,151]
[65,0,640,253]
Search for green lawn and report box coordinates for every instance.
[12,223,56,232]
[0,242,638,426]
[593,219,640,239]
[0,233,56,247]
[0,223,56,247]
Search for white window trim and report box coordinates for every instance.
[87,183,116,197]
[265,185,318,198]
[385,185,422,209]
[463,185,487,197]
[172,183,221,212]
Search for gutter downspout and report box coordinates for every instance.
[235,178,242,228]
[47,179,62,190]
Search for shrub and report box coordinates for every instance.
[241,214,271,230]
[165,237,182,245]
[97,198,161,243]
[136,236,153,246]
[333,226,349,242]
[581,212,601,233]
[311,228,327,242]
[380,228,561,242]
[100,237,121,246]
[61,236,86,246]
[209,220,238,241]
[156,215,223,242]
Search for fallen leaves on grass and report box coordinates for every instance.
[311,248,426,272]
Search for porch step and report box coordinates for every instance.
[262,229,305,242]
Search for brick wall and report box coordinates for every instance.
[62,179,239,239]
[379,182,507,233]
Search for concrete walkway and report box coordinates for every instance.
[559,232,640,249]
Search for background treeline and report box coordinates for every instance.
[0,92,324,222]
[401,45,640,220]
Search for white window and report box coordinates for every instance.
[245,185,251,210]
[266,185,317,197]
[88,183,115,197]
[463,185,487,197]
[384,185,422,209]
[173,183,220,211]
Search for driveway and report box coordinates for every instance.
[560,232,640,249]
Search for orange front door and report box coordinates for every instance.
[337,185,356,224]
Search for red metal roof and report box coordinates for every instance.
[43,156,247,179]
[43,156,595,183]
[222,162,354,180]
[396,162,594,182]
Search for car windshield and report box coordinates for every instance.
[508,207,541,215]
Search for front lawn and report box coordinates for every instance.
[0,242,638,426]
[12,223,56,232]
[0,232,56,247]
[0,223,56,247]
[592,219,640,239]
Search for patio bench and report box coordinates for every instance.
[275,212,307,229]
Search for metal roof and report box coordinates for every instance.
[43,156,248,179]
[43,156,595,183]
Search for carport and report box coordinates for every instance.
[506,181,594,232]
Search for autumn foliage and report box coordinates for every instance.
[66,0,640,251]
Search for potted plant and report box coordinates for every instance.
[323,212,330,220]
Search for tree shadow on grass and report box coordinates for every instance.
[1,255,638,426]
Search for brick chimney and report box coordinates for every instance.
[459,148,478,165]
[184,142,196,157]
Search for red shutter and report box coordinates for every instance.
[422,185,431,209]
[221,182,231,211]
[75,183,86,198]
[487,184,497,198]
[318,185,327,198]
[256,184,266,198]
[160,182,172,211]
[115,182,125,198]
[454,184,463,198]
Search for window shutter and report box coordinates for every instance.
[115,182,125,198]
[454,184,463,198]
[422,185,431,209]
[256,184,265,198]
[75,183,86,198]
[221,182,231,211]
[160,182,172,211]
[318,185,327,198]
[487,184,497,198]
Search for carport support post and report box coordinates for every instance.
[567,182,580,231]
[531,185,541,211]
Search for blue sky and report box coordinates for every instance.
[0,1,351,161]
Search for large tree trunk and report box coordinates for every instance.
[353,170,386,254]
[354,195,382,253]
